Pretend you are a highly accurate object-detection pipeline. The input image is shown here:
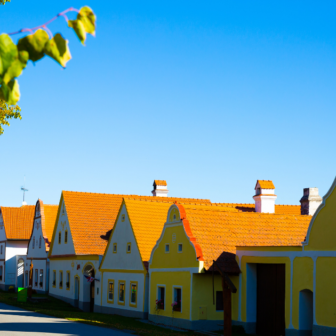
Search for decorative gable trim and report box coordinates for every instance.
[48,193,64,257]
[302,177,336,248]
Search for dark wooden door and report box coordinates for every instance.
[256,264,285,336]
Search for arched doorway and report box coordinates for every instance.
[299,289,313,336]
[83,265,95,312]
[17,258,24,288]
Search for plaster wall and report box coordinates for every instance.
[30,259,48,292]
[100,204,143,271]
[191,273,239,322]
[27,216,48,259]
[0,213,6,241]
[50,202,75,256]
[315,257,336,328]
[101,271,146,314]
[292,257,314,330]
[5,241,28,286]
[49,258,101,307]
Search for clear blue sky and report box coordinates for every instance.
[1,1,335,206]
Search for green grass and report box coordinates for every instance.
[0,290,250,336]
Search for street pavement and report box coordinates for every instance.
[0,303,134,336]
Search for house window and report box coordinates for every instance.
[216,291,223,311]
[34,269,38,287]
[119,281,125,303]
[157,287,165,310]
[0,245,2,254]
[32,237,35,249]
[130,282,137,306]
[66,271,70,290]
[59,271,63,288]
[127,243,131,253]
[173,287,182,312]
[113,243,117,253]
[165,244,170,253]
[39,270,43,288]
[65,231,68,244]
[52,271,56,287]
[25,271,28,287]
[0,266,2,281]
[108,280,114,302]
[39,236,42,248]
[178,244,183,252]
[58,232,61,244]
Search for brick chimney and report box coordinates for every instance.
[253,180,277,213]
[152,180,168,197]
[300,188,322,216]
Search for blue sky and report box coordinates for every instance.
[1,1,335,206]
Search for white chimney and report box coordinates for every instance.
[300,188,322,216]
[253,180,277,213]
[152,180,168,197]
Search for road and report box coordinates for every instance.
[0,303,135,336]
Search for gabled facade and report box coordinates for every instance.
[98,198,210,318]
[26,200,58,293]
[148,196,312,331]
[48,189,210,312]
[0,205,35,290]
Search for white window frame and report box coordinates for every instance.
[165,244,170,253]
[156,284,166,310]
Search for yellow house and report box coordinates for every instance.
[237,179,336,336]
[98,196,211,318]
[148,180,313,332]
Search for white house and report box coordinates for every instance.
[0,205,35,291]
[48,181,210,312]
[25,199,58,293]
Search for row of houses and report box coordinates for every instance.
[1,179,336,336]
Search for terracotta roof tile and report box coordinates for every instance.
[61,191,210,256]
[154,180,167,186]
[256,180,275,189]
[214,203,301,215]
[1,206,35,240]
[179,203,311,272]
[39,202,58,251]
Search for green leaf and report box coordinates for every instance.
[68,19,86,45]
[2,51,28,84]
[78,6,96,36]
[0,34,18,75]
[44,33,72,68]
[17,29,49,62]
[0,79,20,105]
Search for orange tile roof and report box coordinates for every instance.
[39,201,58,251]
[1,206,35,240]
[178,203,311,272]
[256,180,275,189]
[57,191,211,256]
[214,203,301,215]
[122,198,224,263]
[154,180,167,186]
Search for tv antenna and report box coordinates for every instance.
[21,176,28,206]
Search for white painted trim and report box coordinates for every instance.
[302,176,336,247]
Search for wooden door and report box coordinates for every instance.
[256,264,285,336]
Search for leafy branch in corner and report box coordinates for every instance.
[0,0,10,5]
[0,6,96,107]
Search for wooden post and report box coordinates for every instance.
[28,262,33,298]
[223,278,232,336]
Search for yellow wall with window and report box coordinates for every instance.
[150,271,191,320]
[192,273,239,321]
[150,225,200,269]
